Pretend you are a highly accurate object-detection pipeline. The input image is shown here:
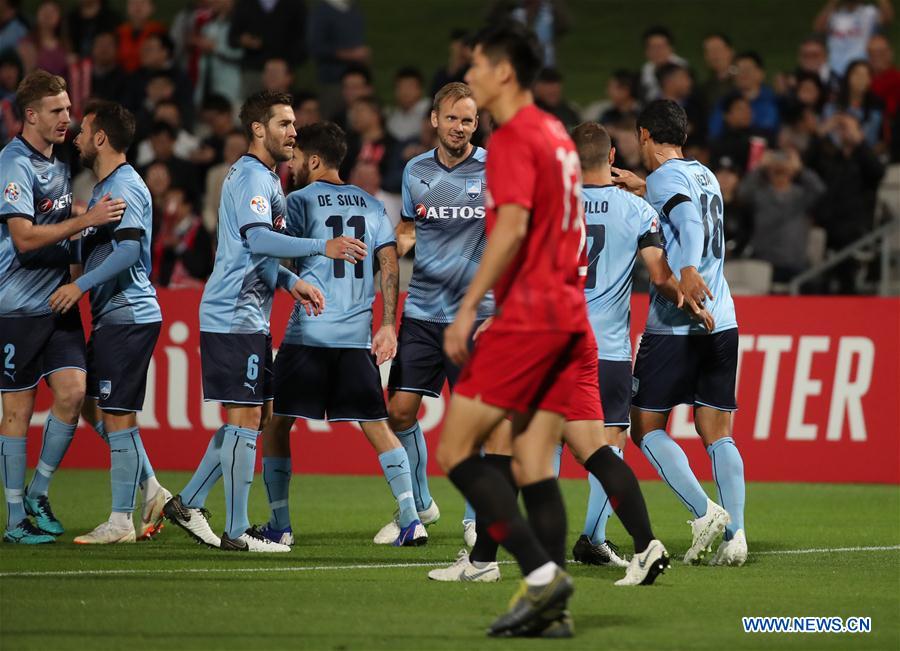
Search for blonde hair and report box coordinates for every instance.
[432,82,474,114]
[16,69,67,114]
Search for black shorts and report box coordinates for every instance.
[598,359,633,427]
[87,323,160,412]
[273,344,388,422]
[200,332,273,405]
[632,328,739,413]
[387,317,481,398]
[0,310,86,392]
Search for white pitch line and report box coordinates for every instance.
[0,545,897,579]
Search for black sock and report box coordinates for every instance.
[584,446,654,553]
[448,455,550,575]
[521,478,567,568]
[470,454,516,564]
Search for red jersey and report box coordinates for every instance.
[485,104,588,332]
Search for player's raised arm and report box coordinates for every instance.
[6,192,126,253]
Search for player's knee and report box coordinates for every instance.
[53,385,85,421]
[387,399,418,432]
[435,441,460,474]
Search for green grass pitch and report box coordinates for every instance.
[1,471,898,650]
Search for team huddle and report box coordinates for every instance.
[1,24,747,639]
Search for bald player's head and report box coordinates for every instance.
[571,122,612,171]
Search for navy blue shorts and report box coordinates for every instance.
[200,332,273,405]
[273,344,387,422]
[387,317,481,398]
[0,310,86,392]
[87,323,160,412]
[632,329,739,412]
[598,359,633,427]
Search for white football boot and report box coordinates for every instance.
[463,519,477,547]
[162,494,221,548]
[74,520,136,545]
[428,549,501,582]
[138,486,172,540]
[373,500,440,544]
[710,529,748,566]
[683,498,731,565]
[220,526,291,552]
[614,539,670,586]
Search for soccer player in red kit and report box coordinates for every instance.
[435,24,584,638]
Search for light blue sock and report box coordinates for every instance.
[708,437,746,541]
[182,426,226,508]
[395,422,432,512]
[0,435,27,528]
[94,420,107,443]
[582,446,622,543]
[263,456,292,530]
[378,447,417,528]
[552,443,563,477]
[220,425,259,539]
[133,435,155,485]
[462,500,476,523]
[640,429,709,518]
[26,413,76,498]
[108,428,141,513]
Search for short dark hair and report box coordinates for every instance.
[536,67,563,84]
[735,50,765,69]
[202,93,232,114]
[571,122,611,170]
[721,91,750,114]
[293,89,318,107]
[643,26,673,45]
[394,66,424,84]
[471,22,543,89]
[83,99,136,153]
[145,31,175,58]
[149,120,177,140]
[15,69,67,114]
[341,63,372,85]
[655,62,687,86]
[239,90,293,138]
[609,68,639,97]
[296,121,347,169]
[637,99,688,146]
[704,32,732,48]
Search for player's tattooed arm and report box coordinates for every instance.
[372,244,399,364]
[6,193,125,253]
[395,220,416,257]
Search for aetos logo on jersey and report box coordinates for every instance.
[415,204,485,220]
[38,193,72,213]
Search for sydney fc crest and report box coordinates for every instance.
[99,380,112,400]
[3,182,20,203]
[465,178,481,200]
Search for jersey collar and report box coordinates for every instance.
[432,145,477,173]
[16,135,56,163]
[242,153,274,171]
[98,162,130,184]
[583,183,616,189]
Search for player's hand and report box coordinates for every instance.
[679,266,714,314]
[473,316,494,341]
[611,167,646,197]
[82,193,126,227]
[48,283,83,314]
[290,279,325,316]
[325,235,367,264]
[372,325,397,365]
[678,290,716,331]
[445,306,476,366]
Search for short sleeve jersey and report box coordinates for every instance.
[828,4,880,76]
[582,184,661,360]
[199,154,288,334]
[282,181,396,348]
[644,158,737,335]
[485,104,587,332]
[401,147,494,322]
[0,136,74,317]
[81,164,161,328]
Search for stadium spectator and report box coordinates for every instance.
[778,104,822,158]
[229,0,306,95]
[429,28,471,96]
[710,93,775,172]
[785,71,829,115]
[814,0,894,77]
[115,0,166,73]
[202,127,246,233]
[867,34,900,129]
[738,148,826,281]
[143,158,171,230]
[18,1,68,81]
[806,111,886,291]
[598,69,641,126]
[0,49,22,146]
[193,0,242,107]
[700,32,736,109]
[0,0,28,54]
[137,100,200,160]
[639,26,687,102]
[488,0,571,67]
[822,59,885,146]
[190,93,235,170]
[261,57,297,96]
[386,66,428,144]
[87,30,125,101]
[139,120,200,203]
[153,185,214,288]
[533,66,580,131]
[66,0,120,59]
[293,90,320,128]
[307,0,369,118]
[710,51,780,139]
[331,62,373,130]
[343,95,404,196]
[168,0,211,80]
[656,62,707,148]
[127,32,194,127]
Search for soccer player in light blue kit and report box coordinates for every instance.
[376,82,494,547]
[162,91,365,552]
[613,99,747,566]
[48,100,170,544]
[0,71,126,544]
[258,122,426,546]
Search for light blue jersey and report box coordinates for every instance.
[583,184,661,361]
[0,136,74,317]
[200,154,287,334]
[81,164,160,328]
[644,158,737,335]
[401,147,493,322]
[283,181,395,348]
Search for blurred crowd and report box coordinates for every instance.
[0,0,898,293]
